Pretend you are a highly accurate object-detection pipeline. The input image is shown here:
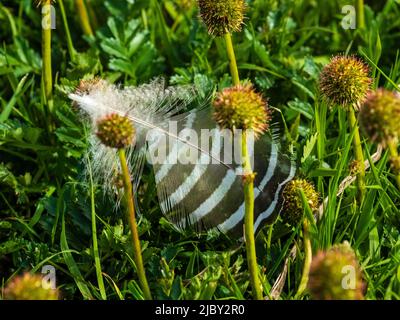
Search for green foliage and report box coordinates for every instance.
[1,0,400,300]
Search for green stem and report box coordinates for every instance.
[356,0,365,29]
[315,100,326,192]
[86,0,99,31]
[224,31,261,299]
[224,33,240,86]
[242,130,263,300]
[59,0,77,62]
[42,0,53,113]
[266,224,273,253]
[0,4,18,38]
[75,0,93,36]
[348,107,366,203]
[118,149,152,300]
[88,159,107,300]
[295,219,312,299]
[387,139,400,189]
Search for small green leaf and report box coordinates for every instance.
[301,133,318,163]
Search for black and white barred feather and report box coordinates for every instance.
[69,79,296,238]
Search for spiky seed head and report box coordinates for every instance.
[72,78,107,109]
[308,242,365,300]
[281,178,319,225]
[96,113,135,149]
[197,0,246,36]
[4,273,59,300]
[213,84,270,137]
[75,77,107,96]
[359,89,400,145]
[319,55,372,108]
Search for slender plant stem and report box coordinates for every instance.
[224,33,240,86]
[294,219,312,299]
[88,158,107,300]
[242,130,263,300]
[387,139,400,189]
[58,0,77,62]
[75,0,94,36]
[356,0,365,29]
[42,0,53,113]
[266,224,273,253]
[224,31,261,300]
[118,149,152,300]
[348,107,366,203]
[315,100,326,192]
[85,0,99,31]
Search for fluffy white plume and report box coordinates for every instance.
[69,78,199,201]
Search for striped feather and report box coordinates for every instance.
[69,79,296,238]
[151,108,296,238]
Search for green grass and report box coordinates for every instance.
[1,0,400,300]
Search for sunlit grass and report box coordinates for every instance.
[0,0,399,300]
